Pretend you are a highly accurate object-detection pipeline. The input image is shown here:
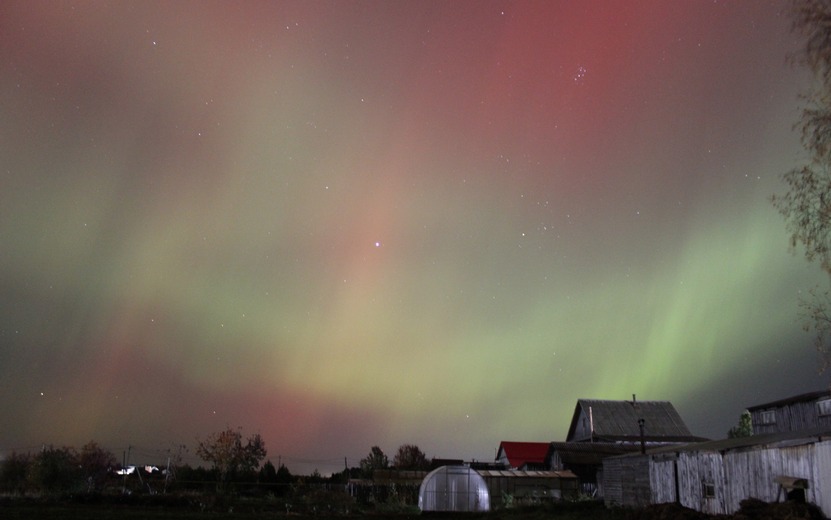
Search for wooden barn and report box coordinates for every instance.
[749,390,831,435]
[602,429,831,516]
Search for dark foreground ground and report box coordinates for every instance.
[0,497,825,520]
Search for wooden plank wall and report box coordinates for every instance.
[722,445,811,511]
[649,458,676,504]
[602,457,623,507]
[774,401,815,433]
[685,441,828,516]
[722,448,775,510]
[753,400,831,434]
[606,439,831,517]
[676,451,727,515]
[631,456,652,507]
[812,441,831,514]
[610,456,651,508]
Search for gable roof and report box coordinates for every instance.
[566,398,703,442]
[496,441,549,469]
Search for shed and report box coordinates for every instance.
[418,465,490,512]
[748,390,831,435]
[602,428,831,517]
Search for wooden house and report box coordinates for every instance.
[549,397,704,497]
[602,429,831,516]
[748,390,831,435]
[567,397,705,445]
[496,441,550,470]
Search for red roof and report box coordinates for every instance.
[496,441,549,469]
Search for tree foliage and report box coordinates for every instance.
[79,441,117,491]
[772,0,831,368]
[0,452,31,495]
[257,459,293,495]
[392,444,429,470]
[727,410,754,439]
[259,459,278,482]
[196,427,267,492]
[359,446,388,477]
[27,446,81,494]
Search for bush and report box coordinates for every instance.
[0,452,31,495]
[27,446,82,494]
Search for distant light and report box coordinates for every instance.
[375,241,381,247]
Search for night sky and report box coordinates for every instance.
[1,0,827,475]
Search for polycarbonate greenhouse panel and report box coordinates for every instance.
[418,465,490,512]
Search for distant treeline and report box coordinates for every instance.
[0,436,428,513]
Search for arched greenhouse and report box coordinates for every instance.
[418,465,490,512]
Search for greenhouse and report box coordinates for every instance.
[418,465,491,512]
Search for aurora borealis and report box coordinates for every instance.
[0,0,828,474]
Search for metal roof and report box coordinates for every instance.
[496,441,549,468]
[476,469,577,479]
[567,398,702,442]
[612,427,831,458]
[746,389,831,411]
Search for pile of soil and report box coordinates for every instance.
[625,503,717,520]
[732,498,825,520]
[626,499,826,520]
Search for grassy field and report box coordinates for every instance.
[0,497,625,520]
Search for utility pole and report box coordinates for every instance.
[122,446,131,494]
[164,455,171,494]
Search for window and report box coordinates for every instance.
[702,481,715,498]
[759,410,776,425]
[817,399,831,416]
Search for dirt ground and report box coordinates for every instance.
[625,499,825,520]
[0,497,825,520]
